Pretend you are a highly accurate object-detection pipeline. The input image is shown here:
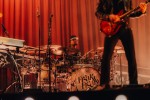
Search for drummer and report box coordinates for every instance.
[64,35,81,66]
[70,35,79,49]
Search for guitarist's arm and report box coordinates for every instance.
[129,2,147,17]
[109,14,120,23]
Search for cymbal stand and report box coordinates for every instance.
[3,49,22,93]
[80,49,93,64]
[1,23,10,37]
[45,14,53,92]
[118,52,123,87]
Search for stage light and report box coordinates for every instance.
[0,13,3,17]
[115,94,128,100]
[68,95,80,100]
[24,97,35,100]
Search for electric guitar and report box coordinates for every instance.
[100,0,150,37]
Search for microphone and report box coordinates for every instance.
[1,24,9,37]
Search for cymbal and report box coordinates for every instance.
[40,45,63,56]
[35,48,46,52]
[41,45,62,50]
[50,45,61,49]
[0,13,3,18]
[114,46,122,50]
[20,47,35,53]
[97,47,104,50]
[90,51,96,54]
[116,49,125,54]
[20,47,46,57]
[51,49,63,56]
[97,46,122,50]
[90,50,101,54]
[20,45,37,52]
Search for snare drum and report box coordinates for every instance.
[67,66,100,91]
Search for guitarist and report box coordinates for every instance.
[95,0,147,89]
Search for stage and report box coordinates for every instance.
[1,85,150,100]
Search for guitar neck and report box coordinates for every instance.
[120,0,149,19]
[120,7,140,19]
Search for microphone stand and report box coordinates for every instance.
[46,14,53,92]
[1,24,10,37]
[37,7,42,89]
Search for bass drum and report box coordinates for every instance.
[67,66,100,91]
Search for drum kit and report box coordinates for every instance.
[18,44,125,92]
[0,40,125,92]
[18,44,103,92]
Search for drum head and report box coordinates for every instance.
[67,67,100,91]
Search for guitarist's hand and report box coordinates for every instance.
[109,14,120,23]
[139,2,147,13]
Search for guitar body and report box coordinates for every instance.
[100,21,121,36]
[100,10,123,37]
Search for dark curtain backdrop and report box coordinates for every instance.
[0,0,150,89]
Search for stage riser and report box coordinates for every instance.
[1,88,150,100]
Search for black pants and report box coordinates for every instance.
[100,26,138,85]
